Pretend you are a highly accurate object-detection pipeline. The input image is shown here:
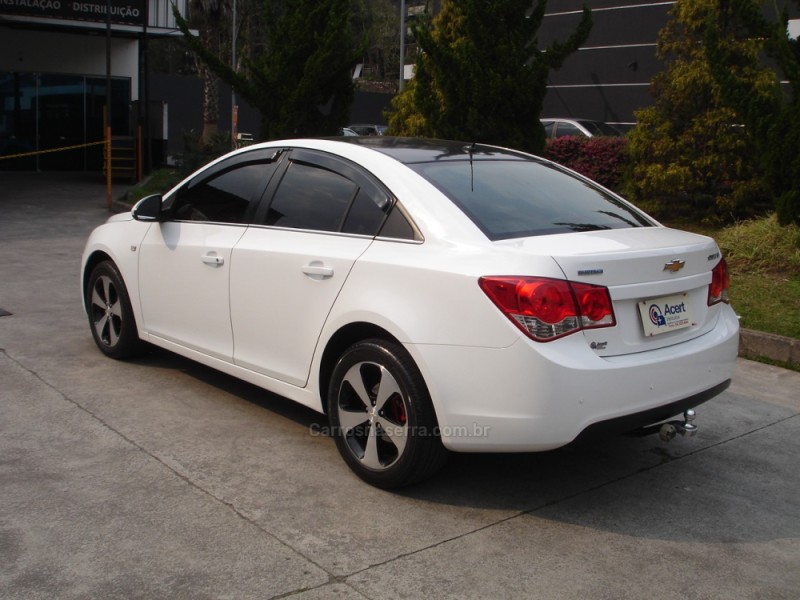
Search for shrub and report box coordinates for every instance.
[175,130,232,175]
[543,136,629,192]
[624,0,777,223]
[776,191,800,226]
[542,136,583,167]
[125,168,184,203]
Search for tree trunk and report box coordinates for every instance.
[198,26,220,142]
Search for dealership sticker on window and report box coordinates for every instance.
[638,293,693,336]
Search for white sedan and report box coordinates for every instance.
[81,138,739,488]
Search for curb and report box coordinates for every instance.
[739,328,800,367]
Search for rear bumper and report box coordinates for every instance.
[407,305,739,452]
[574,378,730,441]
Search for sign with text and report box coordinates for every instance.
[0,0,146,27]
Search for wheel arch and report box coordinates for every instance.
[319,322,412,415]
[82,250,114,310]
[321,325,448,487]
[83,251,147,359]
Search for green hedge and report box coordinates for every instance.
[542,136,628,193]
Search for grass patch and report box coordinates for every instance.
[123,168,184,204]
[713,214,800,339]
[728,272,800,339]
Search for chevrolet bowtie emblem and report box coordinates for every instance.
[663,259,686,273]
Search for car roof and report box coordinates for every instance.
[541,117,597,124]
[331,136,532,164]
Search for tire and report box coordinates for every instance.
[86,261,144,359]
[327,339,448,488]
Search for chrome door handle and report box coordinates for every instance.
[302,263,333,279]
[202,253,224,266]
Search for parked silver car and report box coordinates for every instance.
[541,118,622,138]
[347,124,387,136]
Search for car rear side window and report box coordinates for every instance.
[341,187,389,235]
[408,159,653,241]
[253,149,417,240]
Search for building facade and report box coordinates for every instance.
[540,0,800,129]
[0,0,187,170]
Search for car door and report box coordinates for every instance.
[137,149,281,361]
[230,148,393,387]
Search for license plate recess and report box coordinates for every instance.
[638,293,693,336]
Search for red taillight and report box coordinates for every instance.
[573,283,615,324]
[708,258,731,306]
[479,276,616,342]
[517,279,575,324]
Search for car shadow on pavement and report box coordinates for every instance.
[128,345,329,429]
[129,346,800,546]
[402,393,800,545]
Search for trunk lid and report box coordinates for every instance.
[496,227,725,356]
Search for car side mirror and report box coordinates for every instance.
[132,194,164,222]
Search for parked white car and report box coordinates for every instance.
[82,138,739,488]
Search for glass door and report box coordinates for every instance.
[38,74,85,170]
[0,72,37,171]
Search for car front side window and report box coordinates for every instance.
[169,151,279,224]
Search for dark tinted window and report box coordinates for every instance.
[267,161,358,232]
[541,121,555,138]
[554,122,583,138]
[378,206,418,241]
[342,188,389,235]
[172,158,276,223]
[408,159,653,240]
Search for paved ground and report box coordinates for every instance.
[1,172,799,599]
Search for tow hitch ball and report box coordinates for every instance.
[659,409,697,442]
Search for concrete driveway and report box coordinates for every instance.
[1,172,798,599]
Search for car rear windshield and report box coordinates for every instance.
[407,159,653,240]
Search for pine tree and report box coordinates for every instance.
[625,0,778,221]
[175,0,364,140]
[705,0,800,224]
[387,0,591,154]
